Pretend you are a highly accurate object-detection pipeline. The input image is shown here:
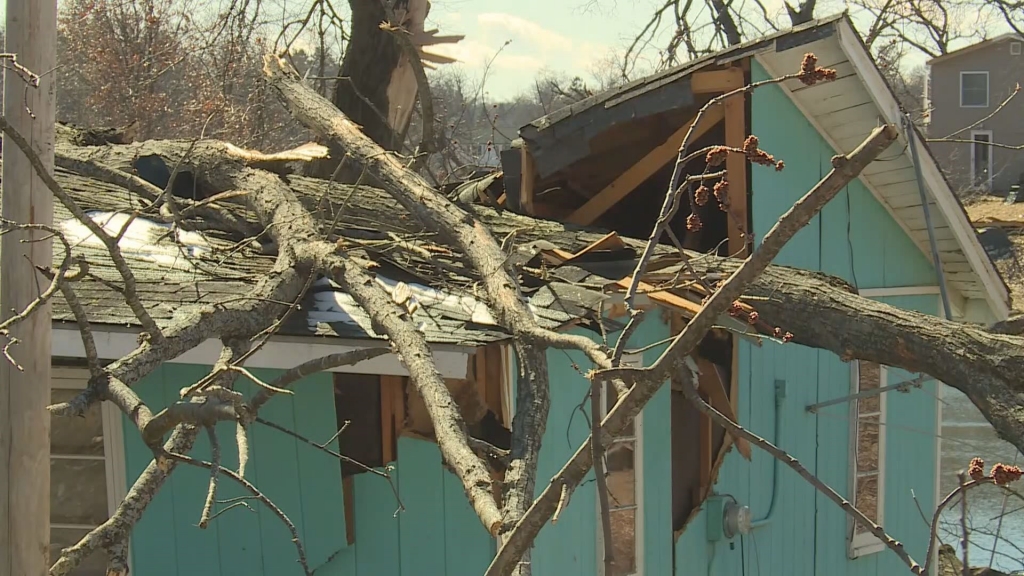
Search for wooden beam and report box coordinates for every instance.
[1,0,56,571]
[483,345,504,422]
[720,66,749,473]
[520,145,536,215]
[723,70,749,257]
[697,359,752,460]
[615,277,704,316]
[690,68,746,94]
[567,105,725,226]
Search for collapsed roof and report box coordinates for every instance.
[39,156,732,348]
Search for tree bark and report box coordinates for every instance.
[726,261,1024,457]
[334,0,404,150]
[652,255,1024,457]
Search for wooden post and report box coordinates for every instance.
[722,66,748,469]
[1,0,57,573]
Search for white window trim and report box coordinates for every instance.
[1011,42,1022,56]
[969,129,994,190]
[848,289,948,569]
[847,362,888,558]
[53,367,132,572]
[932,295,947,573]
[595,352,645,576]
[959,71,990,108]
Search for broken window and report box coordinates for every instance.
[49,369,126,575]
[598,353,643,576]
[670,330,743,535]
[333,372,388,475]
[400,344,511,452]
[848,360,887,557]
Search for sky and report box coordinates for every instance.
[423,0,790,99]
[422,0,677,98]
[2,0,1012,101]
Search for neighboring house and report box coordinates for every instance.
[925,33,1024,194]
[44,15,1011,576]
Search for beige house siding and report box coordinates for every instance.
[927,37,1024,194]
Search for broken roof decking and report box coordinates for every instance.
[518,14,1011,320]
[520,15,843,182]
[40,162,697,347]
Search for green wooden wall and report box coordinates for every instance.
[124,365,348,575]
[674,60,942,575]
[518,319,674,575]
[315,437,497,575]
[123,365,496,576]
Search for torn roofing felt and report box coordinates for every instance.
[31,158,716,347]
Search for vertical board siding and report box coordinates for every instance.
[674,61,941,575]
[124,365,347,576]
[317,438,496,576]
[125,366,498,576]
[511,319,672,575]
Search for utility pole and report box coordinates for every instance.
[1,0,57,572]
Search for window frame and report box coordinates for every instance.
[1010,42,1021,56]
[595,352,645,576]
[969,129,994,190]
[847,361,888,558]
[51,367,131,571]
[959,71,990,108]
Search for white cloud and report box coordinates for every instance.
[476,13,574,54]
[426,11,615,98]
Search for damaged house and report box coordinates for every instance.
[44,13,1009,576]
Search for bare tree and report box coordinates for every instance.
[622,0,1022,75]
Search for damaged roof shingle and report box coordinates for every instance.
[39,162,677,347]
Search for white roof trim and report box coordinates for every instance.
[51,326,472,379]
[834,18,1011,320]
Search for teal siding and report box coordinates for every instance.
[124,365,348,576]
[124,366,496,576]
[674,61,941,575]
[317,437,496,576]
[515,318,672,574]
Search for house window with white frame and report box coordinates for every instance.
[960,71,989,107]
[597,353,644,576]
[49,369,129,575]
[848,360,887,558]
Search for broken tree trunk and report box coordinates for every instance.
[332,0,404,151]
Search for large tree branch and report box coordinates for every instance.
[263,54,608,549]
[54,136,505,536]
[732,267,1024,455]
[321,252,504,533]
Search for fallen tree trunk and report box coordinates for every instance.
[680,257,1024,456]
[751,268,1024,454]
